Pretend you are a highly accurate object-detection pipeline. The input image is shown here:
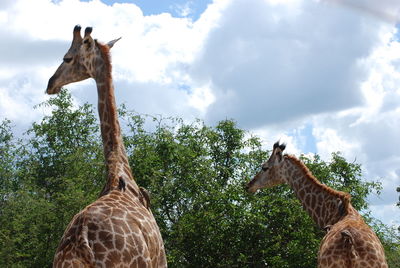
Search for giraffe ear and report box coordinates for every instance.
[323,225,332,233]
[107,37,122,49]
[139,187,151,209]
[337,198,348,216]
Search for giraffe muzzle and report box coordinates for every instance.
[245,180,257,194]
[46,76,61,94]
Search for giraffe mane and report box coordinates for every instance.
[95,40,113,82]
[94,39,126,191]
[284,154,351,214]
[95,40,118,132]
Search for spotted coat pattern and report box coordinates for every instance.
[47,25,167,267]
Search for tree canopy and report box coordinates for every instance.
[0,90,398,267]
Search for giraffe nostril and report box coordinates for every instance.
[245,183,253,193]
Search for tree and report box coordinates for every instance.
[0,90,104,267]
[0,119,19,266]
[121,109,386,267]
[0,119,17,205]
[0,90,398,267]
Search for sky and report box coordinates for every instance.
[0,0,399,228]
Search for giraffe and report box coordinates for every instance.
[46,25,167,267]
[246,141,388,268]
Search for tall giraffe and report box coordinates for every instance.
[246,142,387,268]
[46,25,167,267]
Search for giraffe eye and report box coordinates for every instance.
[262,166,268,172]
[63,57,73,63]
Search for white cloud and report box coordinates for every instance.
[324,0,400,25]
[190,0,390,128]
[307,26,400,226]
[250,124,304,156]
[370,204,400,227]
[172,1,194,17]
[0,72,47,128]
[0,0,229,127]
[314,127,358,159]
[188,82,215,113]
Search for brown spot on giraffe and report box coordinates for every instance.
[47,25,166,267]
[246,141,387,267]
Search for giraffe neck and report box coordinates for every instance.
[283,155,351,229]
[93,46,139,196]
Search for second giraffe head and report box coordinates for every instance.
[246,141,287,193]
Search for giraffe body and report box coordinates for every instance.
[246,142,387,268]
[47,25,166,267]
[318,210,387,267]
[54,189,164,267]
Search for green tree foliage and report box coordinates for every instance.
[0,91,104,267]
[0,119,17,204]
[0,90,398,267]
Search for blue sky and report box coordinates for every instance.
[89,0,213,20]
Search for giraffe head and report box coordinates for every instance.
[246,141,287,193]
[46,25,120,94]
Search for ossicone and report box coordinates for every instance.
[84,27,93,37]
[273,141,286,151]
[72,25,83,42]
[73,25,81,32]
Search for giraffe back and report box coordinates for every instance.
[318,207,387,268]
[53,190,167,268]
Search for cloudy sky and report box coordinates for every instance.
[0,0,399,227]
